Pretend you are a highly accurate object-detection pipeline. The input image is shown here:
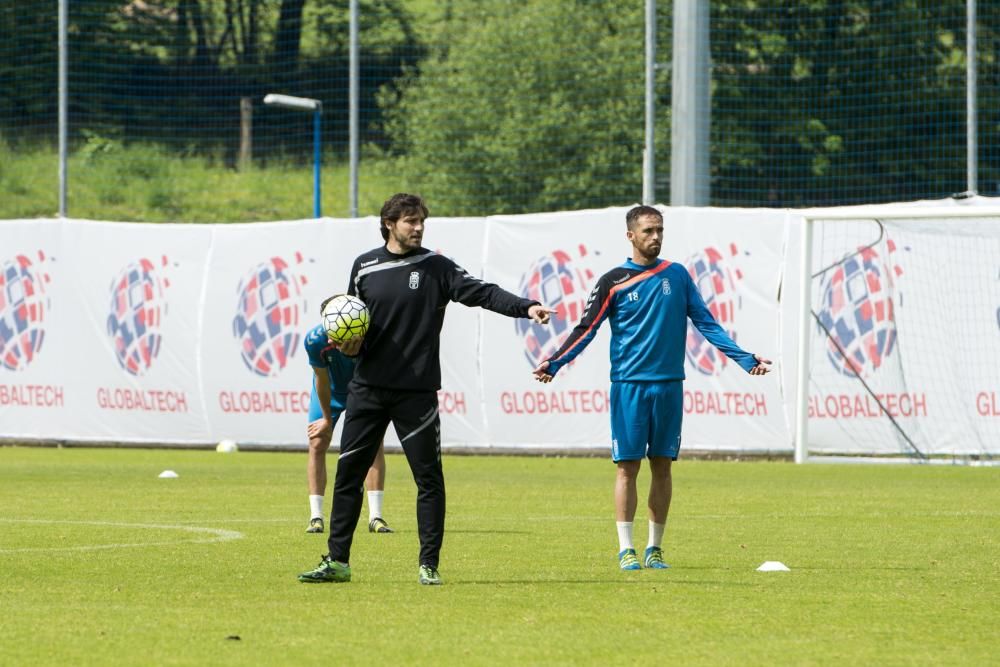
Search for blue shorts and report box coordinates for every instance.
[307,385,347,424]
[610,381,683,462]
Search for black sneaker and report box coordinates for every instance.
[368,517,394,533]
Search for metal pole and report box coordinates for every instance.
[966,0,978,195]
[794,217,814,464]
[349,0,359,217]
[643,0,656,205]
[670,0,710,206]
[313,108,322,218]
[58,0,68,217]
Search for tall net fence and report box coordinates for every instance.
[0,0,997,222]
[712,2,999,207]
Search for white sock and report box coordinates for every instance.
[367,490,384,521]
[648,520,666,549]
[309,495,324,520]
[616,521,634,551]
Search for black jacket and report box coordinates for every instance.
[348,245,538,391]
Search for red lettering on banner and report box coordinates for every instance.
[217,390,310,414]
[499,390,610,415]
[96,387,189,413]
[976,392,1000,416]
[437,391,467,415]
[0,384,65,408]
[683,390,768,416]
[808,393,928,419]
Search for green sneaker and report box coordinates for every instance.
[418,564,442,585]
[297,555,351,583]
[305,517,324,534]
[618,548,641,571]
[644,546,670,570]
[368,517,394,534]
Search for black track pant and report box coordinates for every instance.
[327,382,444,568]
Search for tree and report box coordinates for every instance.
[274,0,308,70]
[383,0,665,215]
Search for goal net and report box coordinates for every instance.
[800,207,1000,463]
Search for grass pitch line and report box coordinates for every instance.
[0,519,243,554]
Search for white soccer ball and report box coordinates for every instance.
[216,439,239,453]
[322,295,370,344]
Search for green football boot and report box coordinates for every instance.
[418,564,442,585]
[297,555,351,583]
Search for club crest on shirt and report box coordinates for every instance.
[661,278,671,295]
[408,271,420,289]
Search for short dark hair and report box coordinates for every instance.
[319,294,343,314]
[625,205,663,230]
[379,193,429,240]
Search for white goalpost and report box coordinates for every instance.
[794,204,1000,464]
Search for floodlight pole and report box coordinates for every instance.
[966,0,978,195]
[263,93,323,218]
[643,0,656,205]
[670,0,711,206]
[58,0,68,217]
[349,0,360,218]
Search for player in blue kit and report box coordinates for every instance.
[532,205,771,571]
[303,300,392,535]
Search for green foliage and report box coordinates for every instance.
[382,0,668,215]
[3,0,1000,219]
[710,0,988,205]
[2,447,999,665]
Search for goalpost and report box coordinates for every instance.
[795,205,1000,464]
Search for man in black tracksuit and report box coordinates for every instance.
[299,193,553,586]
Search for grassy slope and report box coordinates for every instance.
[1,447,997,665]
[0,142,411,222]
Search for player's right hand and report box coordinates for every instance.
[307,416,333,439]
[532,360,554,383]
[337,336,364,357]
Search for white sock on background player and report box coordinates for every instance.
[367,490,384,520]
[309,494,324,520]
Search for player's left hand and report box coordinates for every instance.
[532,360,554,383]
[528,304,557,324]
[749,354,772,375]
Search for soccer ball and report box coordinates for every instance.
[322,295,370,343]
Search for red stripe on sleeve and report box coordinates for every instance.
[549,261,672,365]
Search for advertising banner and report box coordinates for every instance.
[1,206,996,457]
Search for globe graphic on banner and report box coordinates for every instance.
[515,246,594,368]
[816,242,900,377]
[233,255,305,377]
[107,257,169,376]
[685,246,742,376]
[0,252,51,371]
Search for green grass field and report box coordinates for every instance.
[2,447,997,666]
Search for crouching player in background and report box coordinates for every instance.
[532,205,772,571]
[304,296,392,535]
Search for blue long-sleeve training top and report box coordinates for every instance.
[545,258,756,381]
